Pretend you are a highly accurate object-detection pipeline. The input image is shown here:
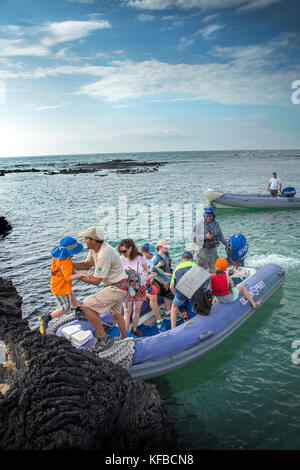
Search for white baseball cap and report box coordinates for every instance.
[78,226,105,241]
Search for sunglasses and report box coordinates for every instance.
[119,249,128,254]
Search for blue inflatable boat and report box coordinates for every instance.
[204,188,300,209]
[48,263,285,380]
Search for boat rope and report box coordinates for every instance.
[94,338,136,370]
[45,313,136,370]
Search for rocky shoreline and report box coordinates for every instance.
[0,158,166,176]
[0,277,177,451]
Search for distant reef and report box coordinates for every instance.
[0,277,177,451]
[0,217,12,237]
[0,159,167,176]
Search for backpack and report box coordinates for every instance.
[125,267,142,297]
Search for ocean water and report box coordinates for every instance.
[1,150,300,450]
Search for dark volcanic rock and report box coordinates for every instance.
[0,159,167,176]
[0,168,42,175]
[46,159,166,175]
[0,217,12,237]
[0,278,176,451]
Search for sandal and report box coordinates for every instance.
[131,329,145,338]
[254,300,262,309]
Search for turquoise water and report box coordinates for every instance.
[1,150,300,450]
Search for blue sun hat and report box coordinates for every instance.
[203,206,215,217]
[51,236,83,259]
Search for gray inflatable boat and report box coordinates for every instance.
[204,189,300,209]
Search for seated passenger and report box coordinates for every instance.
[170,251,197,329]
[210,258,262,309]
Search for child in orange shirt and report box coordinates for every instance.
[39,236,86,335]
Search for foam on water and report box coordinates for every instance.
[247,253,300,268]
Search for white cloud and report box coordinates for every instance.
[137,13,156,21]
[176,36,195,50]
[39,20,111,47]
[0,64,114,80]
[197,23,224,39]
[201,14,220,22]
[91,127,189,142]
[2,32,298,109]
[0,39,48,57]
[237,0,283,11]
[27,103,70,111]
[126,0,285,11]
[0,19,111,57]
[74,45,300,107]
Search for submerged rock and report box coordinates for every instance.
[0,278,176,451]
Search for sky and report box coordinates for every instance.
[0,0,300,157]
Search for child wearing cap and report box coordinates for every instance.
[210,258,262,309]
[38,236,86,335]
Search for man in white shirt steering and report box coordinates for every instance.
[267,172,282,197]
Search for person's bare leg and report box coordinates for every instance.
[131,301,143,332]
[111,312,127,338]
[123,301,133,331]
[70,291,78,309]
[164,298,172,312]
[149,295,162,320]
[238,285,261,309]
[171,304,178,329]
[82,302,106,337]
[50,307,64,319]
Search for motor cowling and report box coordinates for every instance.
[282,186,296,198]
[227,233,248,266]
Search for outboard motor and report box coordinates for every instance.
[227,233,248,267]
[281,186,296,198]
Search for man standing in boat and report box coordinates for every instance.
[72,226,128,352]
[191,206,231,273]
[267,172,282,197]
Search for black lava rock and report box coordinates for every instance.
[0,278,177,451]
[0,217,12,237]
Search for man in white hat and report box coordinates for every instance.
[72,226,128,352]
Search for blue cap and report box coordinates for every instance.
[204,206,215,217]
[51,236,83,259]
[182,251,194,260]
[141,242,157,255]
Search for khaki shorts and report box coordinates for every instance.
[84,286,127,315]
[196,249,218,273]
